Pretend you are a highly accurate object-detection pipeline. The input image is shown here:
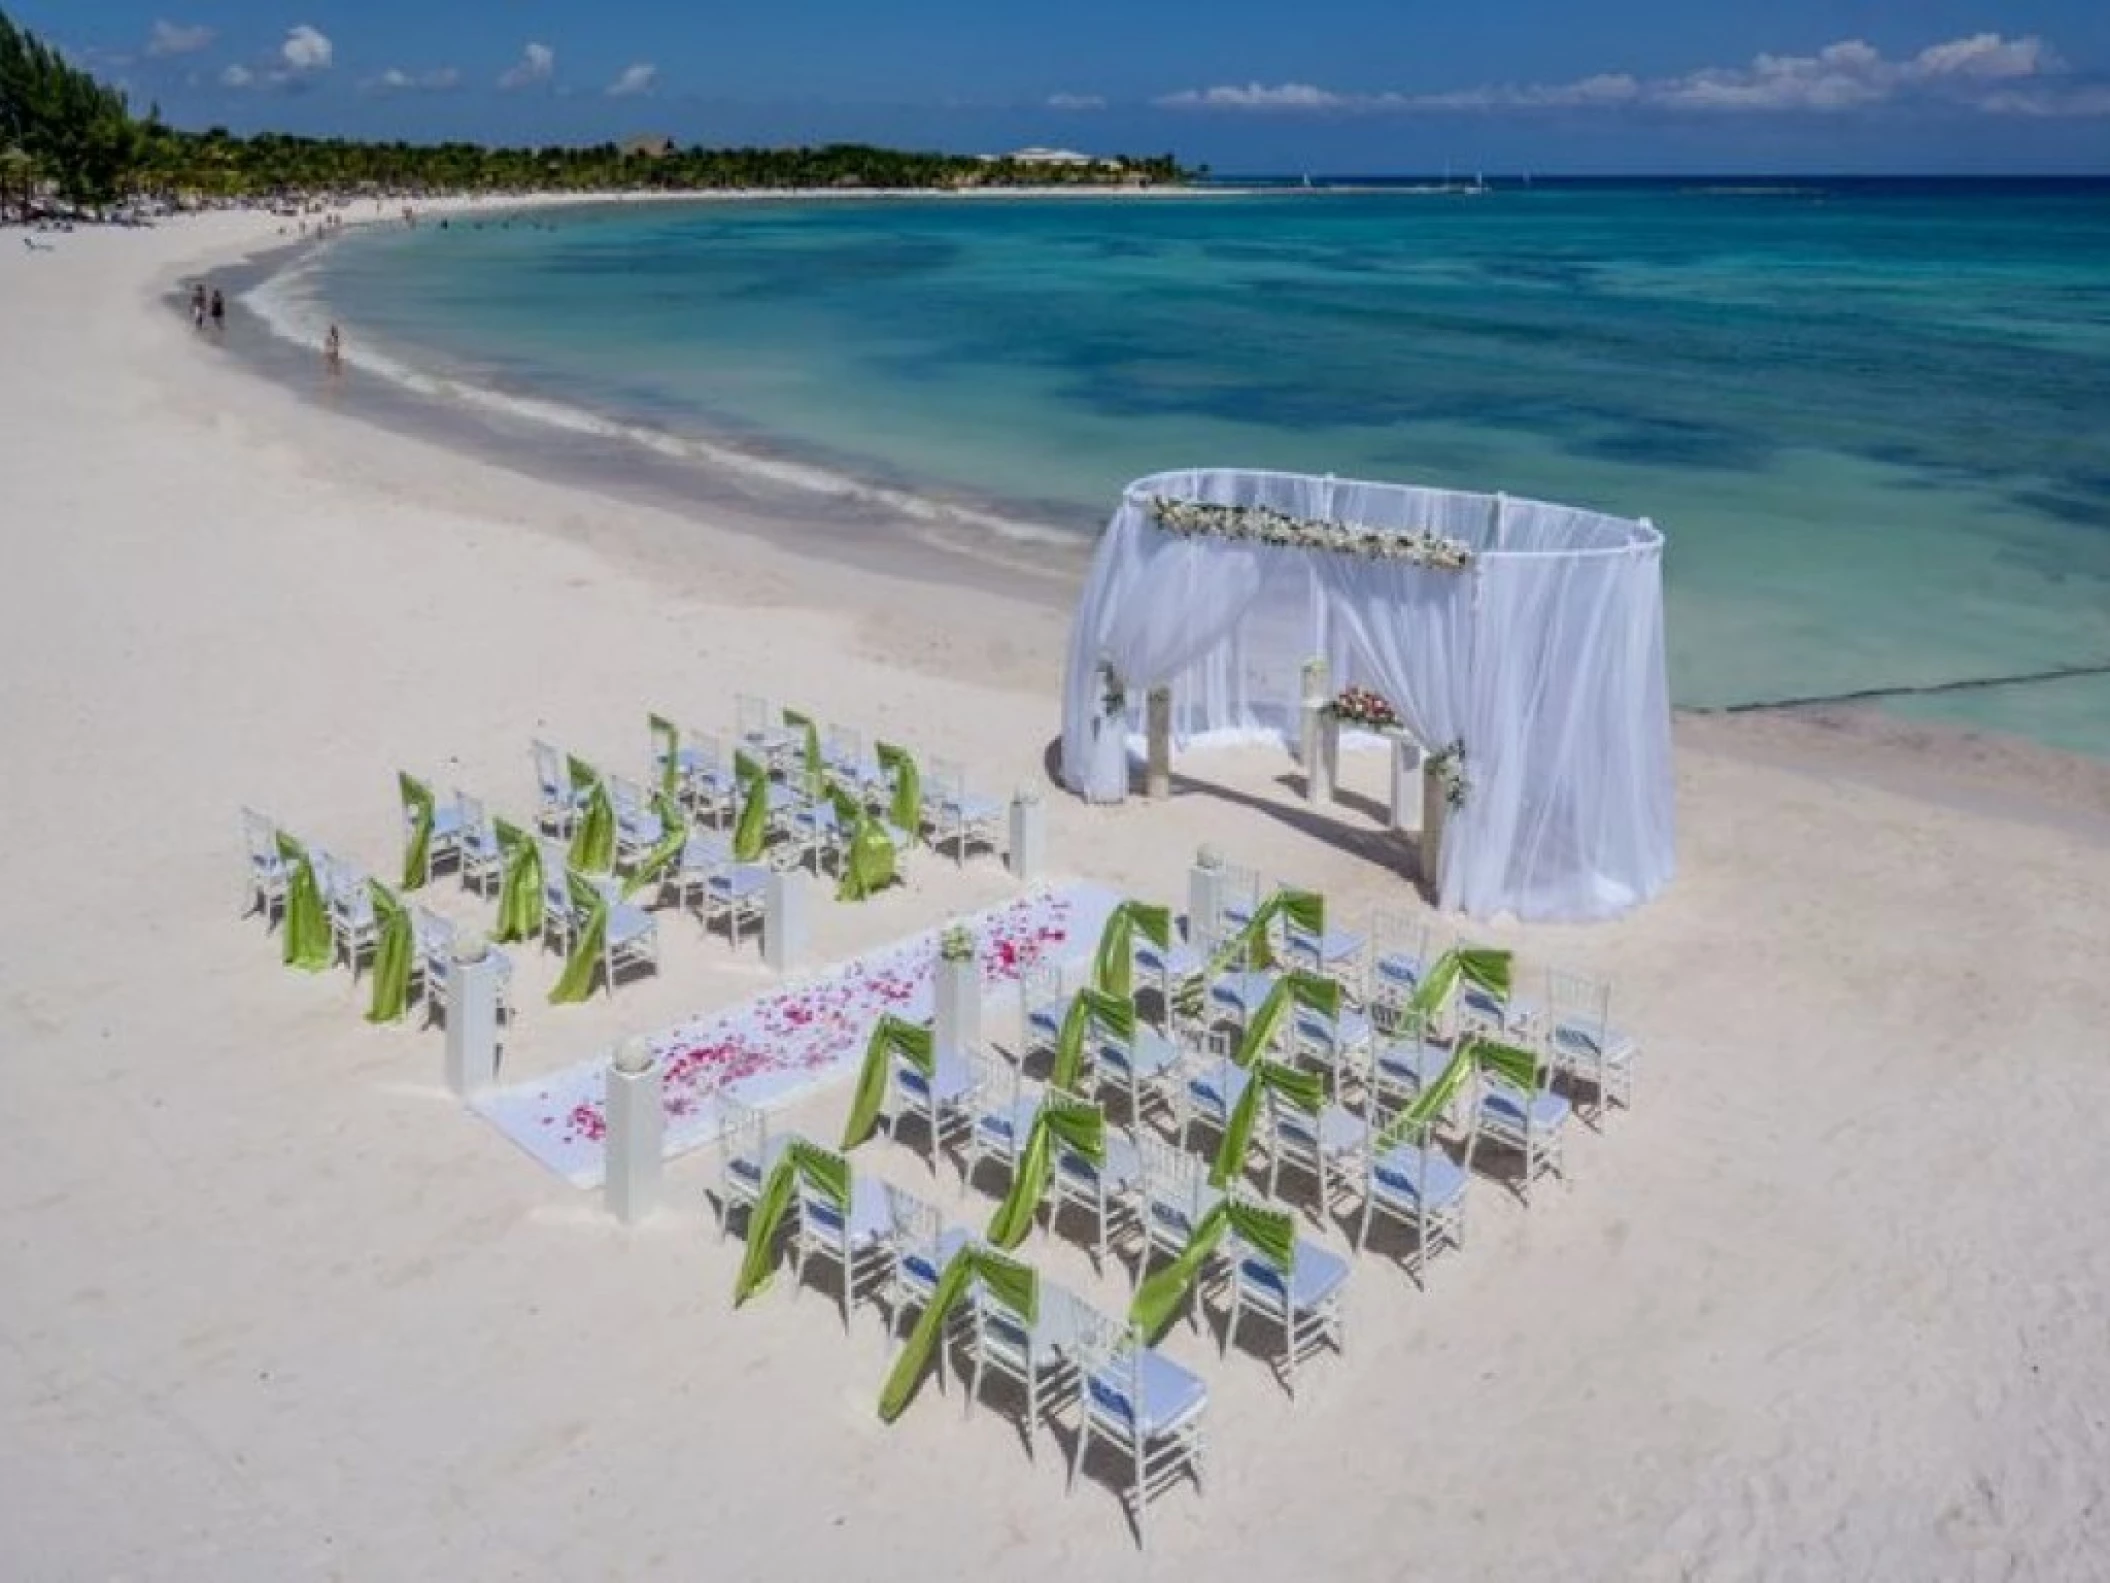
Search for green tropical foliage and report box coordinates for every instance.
[0,7,1188,212]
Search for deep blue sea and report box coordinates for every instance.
[269,178,2110,755]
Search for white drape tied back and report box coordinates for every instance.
[1058,469,1674,922]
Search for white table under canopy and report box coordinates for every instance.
[1057,468,1675,922]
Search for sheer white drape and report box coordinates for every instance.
[1058,469,1674,922]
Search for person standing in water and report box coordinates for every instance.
[209,289,225,333]
[189,284,207,329]
[324,324,342,376]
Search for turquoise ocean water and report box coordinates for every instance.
[281,180,2110,755]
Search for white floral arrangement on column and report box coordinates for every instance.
[1149,497,1475,571]
[939,922,976,963]
[1428,739,1470,810]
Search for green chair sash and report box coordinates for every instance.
[875,741,921,847]
[1407,946,1514,1020]
[569,778,616,875]
[648,712,681,798]
[1469,1035,1539,1095]
[1174,886,1327,1020]
[1130,1197,1295,1345]
[1045,985,1139,1093]
[839,1014,936,1150]
[826,777,897,902]
[878,1244,1038,1423]
[548,871,609,1004]
[1374,1040,1481,1153]
[731,758,769,863]
[984,1098,1104,1250]
[566,752,599,795]
[365,879,413,1023]
[624,790,688,898]
[397,771,436,892]
[1089,899,1171,1004]
[493,818,543,943]
[781,708,824,798]
[276,832,331,972]
[734,1139,854,1305]
[1210,1058,1324,1189]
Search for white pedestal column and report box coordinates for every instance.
[1303,703,1339,806]
[443,931,502,1097]
[1144,687,1172,800]
[1188,847,1225,957]
[934,948,981,1054]
[1388,735,1424,833]
[1007,787,1045,882]
[604,1038,663,1225]
[1421,765,1450,896]
[764,869,807,974]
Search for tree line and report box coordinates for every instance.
[1,8,1186,213]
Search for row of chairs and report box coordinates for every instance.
[240,806,516,1021]
[714,1109,1214,1546]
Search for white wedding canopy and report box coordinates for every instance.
[1058,469,1675,921]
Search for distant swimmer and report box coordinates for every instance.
[324,324,343,376]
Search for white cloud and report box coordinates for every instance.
[1155,81,1349,111]
[366,66,462,95]
[1047,92,1105,111]
[146,20,215,57]
[219,62,253,88]
[1155,33,2107,119]
[607,63,658,98]
[499,41,555,90]
[280,24,332,73]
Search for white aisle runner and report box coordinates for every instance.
[471,884,1119,1187]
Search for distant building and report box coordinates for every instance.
[621,135,676,160]
[982,146,1122,170]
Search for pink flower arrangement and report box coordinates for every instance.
[1326,686,1401,730]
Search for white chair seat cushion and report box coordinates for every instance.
[1275,1103,1367,1158]
[1184,1062,1251,1120]
[1480,1085,1571,1132]
[1026,994,1075,1041]
[943,793,1004,823]
[974,1097,1042,1148]
[606,905,656,946]
[727,1132,794,1191]
[1100,1027,1180,1081]
[1241,1239,1350,1308]
[1058,1133,1143,1191]
[1551,1020,1636,1065]
[1374,1038,1448,1089]
[899,1227,973,1294]
[707,866,769,901]
[1371,1145,1469,1209]
[1087,1348,1208,1436]
[1211,971,1277,1016]
[1290,926,1365,965]
[900,1049,977,1106]
[803,1177,894,1247]
[1374,951,1426,991]
[1296,1007,1372,1052]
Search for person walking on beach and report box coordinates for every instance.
[189,284,207,329]
[324,324,342,376]
[209,289,225,333]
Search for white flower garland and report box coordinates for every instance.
[1149,496,1475,571]
[1427,739,1470,810]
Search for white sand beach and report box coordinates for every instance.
[3,207,2108,1579]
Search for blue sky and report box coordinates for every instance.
[30,0,2110,172]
